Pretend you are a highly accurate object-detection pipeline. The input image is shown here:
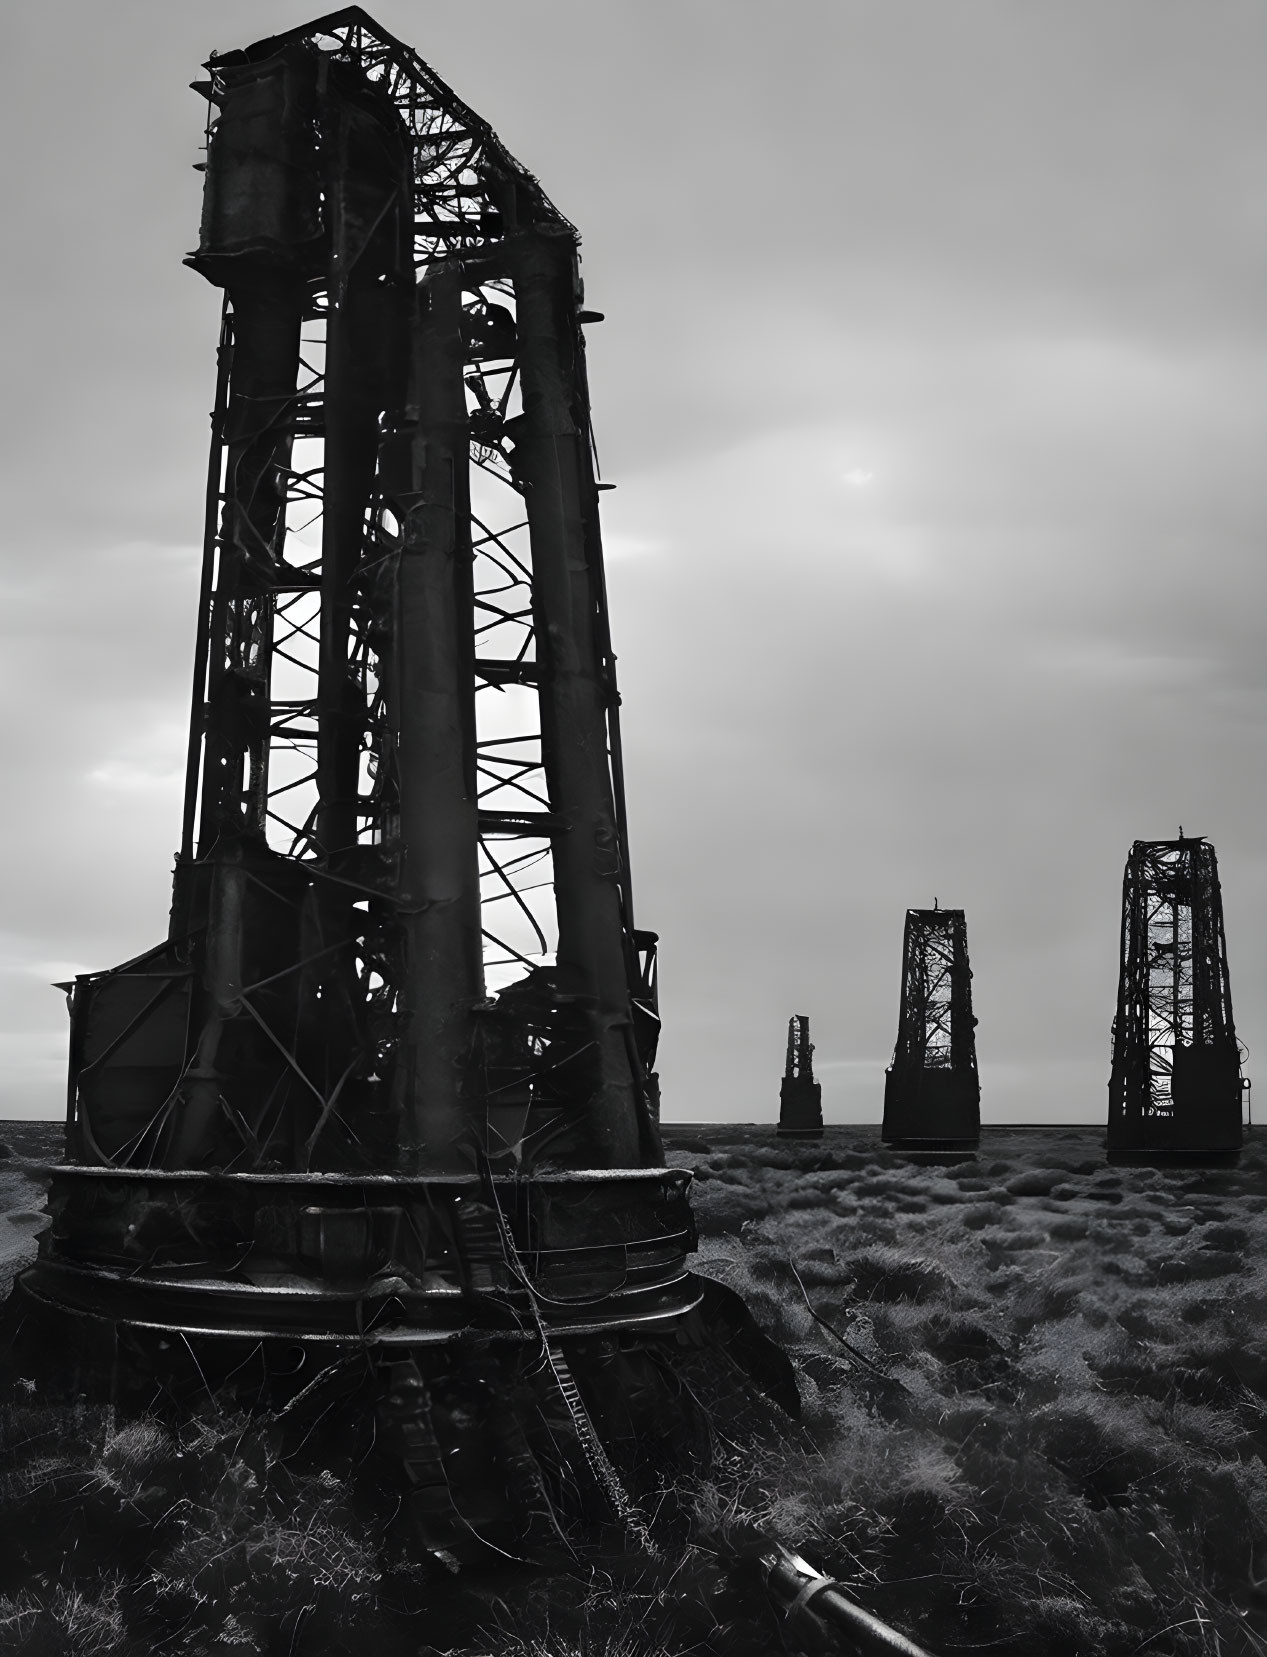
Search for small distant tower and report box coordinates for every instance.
[777,1016,824,1139]
[883,908,979,1146]
[1108,837,1243,1155]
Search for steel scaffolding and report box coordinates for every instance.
[14,11,761,1564]
[1107,837,1243,1154]
[777,1015,823,1139]
[883,907,980,1145]
[59,8,660,1180]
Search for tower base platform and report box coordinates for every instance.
[6,1163,798,1570]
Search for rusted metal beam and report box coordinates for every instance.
[180,300,232,867]
[194,277,306,850]
[384,268,484,1170]
[509,228,645,1169]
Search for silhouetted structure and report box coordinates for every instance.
[883,907,980,1146]
[1108,837,1244,1156]
[13,9,797,1563]
[777,1015,823,1139]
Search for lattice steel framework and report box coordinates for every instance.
[9,12,810,1571]
[777,1015,823,1138]
[882,908,979,1143]
[1108,838,1243,1153]
[61,7,661,1179]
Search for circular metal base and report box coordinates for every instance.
[25,1163,699,1347]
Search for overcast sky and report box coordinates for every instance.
[1,2,1264,1125]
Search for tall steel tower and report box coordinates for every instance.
[1108,837,1244,1155]
[883,907,980,1145]
[777,1015,823,1139]
[48,9,665,1184]
[15,9,771,1558]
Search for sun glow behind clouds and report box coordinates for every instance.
[609,420,945,606]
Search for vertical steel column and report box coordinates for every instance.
[196,276,305,852]
[949,919,976,1075]
[163,850,246,1168]
[389,270,484,1170]
[296,277,390,1127]
[315,279,383,865]
[1110,852,1144,1137]
[180,299,232,867]
[510,228,641,1169]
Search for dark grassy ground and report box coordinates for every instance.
[663,1123,1267,1655]
[1,1120,1264,1654]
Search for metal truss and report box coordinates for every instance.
[777,1015,823,1138]
[883,908,979,1144]
[63,7,660,1178]
[17,16,771,1570]
[1108,838,1243,1152]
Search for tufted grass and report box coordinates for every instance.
[672,1124,1267,1654]
[1,1122,1264,1653]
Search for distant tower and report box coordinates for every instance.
[883,908,979,1145]
[1108,837,1243,1155]
[777,1015,823,1139]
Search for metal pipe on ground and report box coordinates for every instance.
[746,1539,938,1657]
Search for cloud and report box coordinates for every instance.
[606,319,1267,1121]
[0,2,1262,1125]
